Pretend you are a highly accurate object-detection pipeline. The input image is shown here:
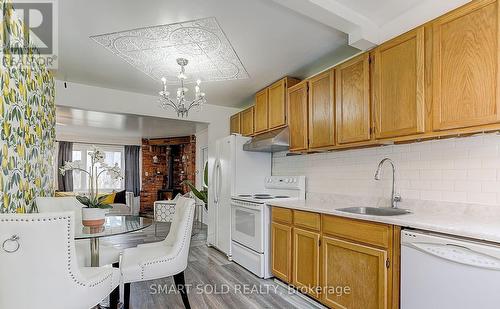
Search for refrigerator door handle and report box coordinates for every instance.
[216,161,222,205]
[213,160,219,204]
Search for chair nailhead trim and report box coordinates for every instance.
[2,215,114,289]
[139,206,195,280]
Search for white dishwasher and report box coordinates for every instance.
[401,229,500,309]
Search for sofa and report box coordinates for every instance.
[108,191,139,215]
[54,191,139,216]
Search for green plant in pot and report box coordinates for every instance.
[182,161,208,210]
[60,146,123,227]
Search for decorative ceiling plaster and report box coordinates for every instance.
[90,17,249,84]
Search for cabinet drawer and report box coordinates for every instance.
[322,215,391,248]
[272,207,293,224]
[293,210,320,231]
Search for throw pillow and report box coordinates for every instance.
[100,192,116,205]
[114,190,127,204]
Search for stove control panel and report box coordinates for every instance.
[265,176,305,190]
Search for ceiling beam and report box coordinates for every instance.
[272,0,472,51]
[271,0,379,50]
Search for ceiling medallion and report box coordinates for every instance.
[159,58,206,117]
[90,17,249,84]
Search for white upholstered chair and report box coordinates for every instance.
[0,212,120,309]
[36,196,121,267]
[121,196,196,309]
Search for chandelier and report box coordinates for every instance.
[159,58,206,117]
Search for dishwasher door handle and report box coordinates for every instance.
[406,242,500,270]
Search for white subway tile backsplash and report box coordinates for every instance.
[442,169,467,180]
[467,169,497,181]
[272,133,500,206]
[441,191,467,203]
[467,192,497,205]
[420,170,442,180]
[420,190,442,201]
[454,181,482,192]
[481,182,500,193]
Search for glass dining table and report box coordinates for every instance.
[75,215,153,267]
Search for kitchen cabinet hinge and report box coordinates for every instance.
[386,259,390,268]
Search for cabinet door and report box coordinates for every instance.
[433,0,500,130]
[336,54,371,144]
[271,222,292,282]
[268,79,287,129]
[288,82,309,151]
[308,70,335,149]
[322,236,388,309]
[255,89,269,133]
[240,106,254,136]
[230,113,241,134]
[293,227,320,299]
[373,27,425,139]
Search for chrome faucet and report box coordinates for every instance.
[374,158,401,208]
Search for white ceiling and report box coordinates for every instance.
[56,0,351,107]
[56,106,204,144]
[56,0,469,108]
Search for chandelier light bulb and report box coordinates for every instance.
[158,58,207,117]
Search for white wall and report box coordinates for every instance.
[55,80,238,234]
[273,133,500,207]
[195,128,208,224]
[56,129,142,145]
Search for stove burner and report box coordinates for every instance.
[254,194,271,197]
[238,194,252,197]
[274,196,290,198]
[254,196,274,200]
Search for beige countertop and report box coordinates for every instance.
[269,198,500,244]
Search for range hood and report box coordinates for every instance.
[243,127,289,152]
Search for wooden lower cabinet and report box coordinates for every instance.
[271,222,293,282]
[321,236,388,309]
[271,208,400,309]
[292,227,321,299]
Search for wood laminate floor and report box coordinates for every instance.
[106,222,319,309]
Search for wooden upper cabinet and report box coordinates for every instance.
[268,79,287,129]
[288,82,309,151]
[335,54,371,144]
[240,106,254,136]
[308,70,335,149]
[268,77,301,130]
[432,0,500,131]
[293,228,321,299]
[230,113,241,134]
[271,222,293,282]
[254,89,269,133]
[322,236,388,309]
[373,27,425,139]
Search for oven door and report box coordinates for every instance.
[231,199,264,253]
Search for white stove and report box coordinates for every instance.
[230,176,305,278]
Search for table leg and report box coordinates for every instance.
[90,238,100,267]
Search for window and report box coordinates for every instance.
[72,144,125,193]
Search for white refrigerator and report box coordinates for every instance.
[207,135,271,258]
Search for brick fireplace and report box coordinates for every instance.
[140,136,196,213]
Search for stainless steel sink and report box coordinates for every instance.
[336,207,411,216]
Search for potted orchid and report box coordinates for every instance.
[60,146,123,227]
